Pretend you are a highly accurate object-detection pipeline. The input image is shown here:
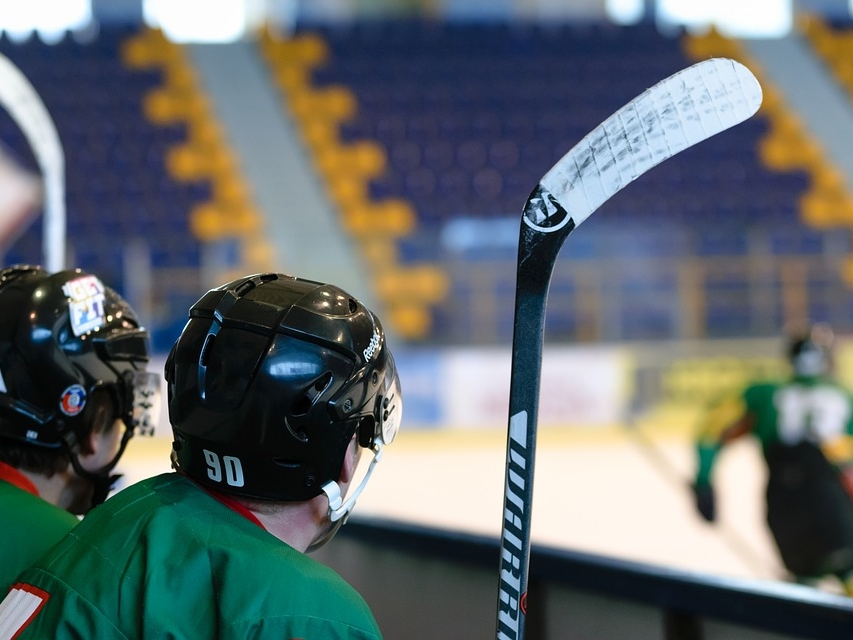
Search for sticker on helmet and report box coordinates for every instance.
[59,384,87,416]
[62,274,106,336]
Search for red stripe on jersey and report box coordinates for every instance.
[0,462,38,497]
[0,583,50,639]
[205,489,267,530]
[186,477,266,530]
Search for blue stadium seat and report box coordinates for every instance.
[0,27,207,351]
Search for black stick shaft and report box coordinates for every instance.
[496,194,575,640]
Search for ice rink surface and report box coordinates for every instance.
[116,423,820,592]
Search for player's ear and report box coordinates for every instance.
[77,391,121,471]
[338,433,360,485]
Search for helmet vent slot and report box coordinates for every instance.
[313,372,332,392]
[235,274,277,298]
[272,458,301,469]
[290,372,332,417]
[291,394,311,417]
[235,280,256,297]
[348,298,357,313]
[200,334,216,367]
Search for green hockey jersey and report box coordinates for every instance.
[0,462,79,592]
[0,472,382,639]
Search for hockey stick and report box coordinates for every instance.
[496,58,762,640]
[0,52,65,272]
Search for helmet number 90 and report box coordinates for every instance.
[203,449,245,487]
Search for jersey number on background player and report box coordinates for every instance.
[775,386,852,444]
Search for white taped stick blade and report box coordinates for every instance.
[536,58,762,230]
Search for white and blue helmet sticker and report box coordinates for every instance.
[62,275,106,337]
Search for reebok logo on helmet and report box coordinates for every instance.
[363,328,381,362]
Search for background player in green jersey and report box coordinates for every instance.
[692,323,853,593]
[0,272,402,639]
[0,265,159,591]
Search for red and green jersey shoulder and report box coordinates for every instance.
[1,473,382,639]
[0,478,79,592]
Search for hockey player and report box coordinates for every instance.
[0,272,402,639]
[0,265,159,590]
[692,323,853,593]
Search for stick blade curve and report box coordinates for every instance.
[534,58,762,232]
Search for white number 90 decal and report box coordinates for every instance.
[203,449,245,487]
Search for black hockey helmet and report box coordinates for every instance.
[0,265,159,454]
[788,322,833,378]
[167,273,402,513]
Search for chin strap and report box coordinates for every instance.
[309,448,381,553]
[63,423,133,511]
[321,442,385,523]
[322,481,346,522]
[88,469,122,507]
[66,447,122,510]
[305,518,344,553]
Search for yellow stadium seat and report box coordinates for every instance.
[388,304,431,340]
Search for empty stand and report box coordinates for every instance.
[3,22,852,346]
[0,27,211,350]
[288,20,839,342]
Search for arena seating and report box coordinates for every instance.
[0,27,206,348]
[310,22,796,233]
[294,20,828,341]
[0,21,848,345]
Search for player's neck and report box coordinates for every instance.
[24,466,72,507]
[251,493,330,553]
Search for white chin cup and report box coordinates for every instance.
[322,442,385,523]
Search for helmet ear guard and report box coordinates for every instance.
[322,357,402,524]
[328,343,402,451]
[357,354,402,450]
